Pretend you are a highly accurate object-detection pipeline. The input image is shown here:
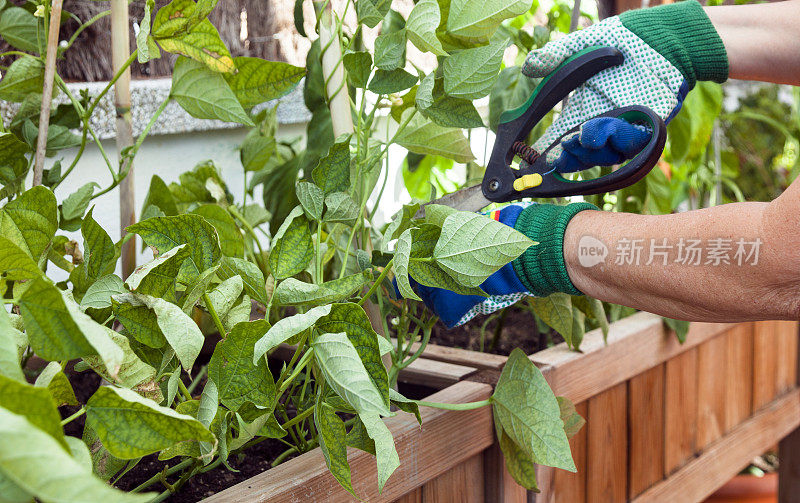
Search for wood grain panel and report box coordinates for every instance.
[697,335,727,449]
[628,366,665,498]
[635,390,800,503]
[664,348,698,474]
[754,321,780,410]
[393,489,422,503]
[554,401,588,503]
[725,323,754,431]
[483,442,527,503]
[587,383,627,503]
[775,321,799,395]
[422,453,484,503]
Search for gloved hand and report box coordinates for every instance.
[410,202,597,328]
[525,0,728,171]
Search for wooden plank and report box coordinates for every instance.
[410,341,509,370]
[628,366,665,498]
[664,348,698,474]
[483,441,527,503]
[779,427,800,502]
[696,335,727,449]
[554,401,588,503]
[203,381,494,503]
[392,489,421,503]
[754,321,780,410]
[532,311,733,403]
[586,383,627,503]
[422,453,484,502]
[775,321,799,395]
[397,357,477,389]
[634,389,800,503]
[725,323,754,431]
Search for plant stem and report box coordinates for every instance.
[227,205,268,275]
[203,293,226,337]
[357,258,394,307]
[60,407,85,426]
[177,378,193,401]
[415,398,493,411]
[282,406,315,431]
[278,349,315,394]
[63,9,110,51]
[187,365,207,394]
[130,459,194,493]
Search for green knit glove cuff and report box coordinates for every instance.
[620,0,728,87]
[512,203,597,297]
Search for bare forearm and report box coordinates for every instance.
[563,197,800,322]
[706,0,800,85]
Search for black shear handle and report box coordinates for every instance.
[524,106,667,198]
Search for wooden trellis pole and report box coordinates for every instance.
[33,0,64,186]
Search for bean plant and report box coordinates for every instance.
[0,0,584,500]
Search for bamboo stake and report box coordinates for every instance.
[33,0,64,186]
[110,0,136,278]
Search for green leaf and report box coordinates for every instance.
[312,139,352,195]
[572,295,609,341]
[374,29,406,71]
[273,273,368,307]
[81,275,125,310]
[446,0,532,39]
[0,374,66,447]
[191,204,244,258]
[0,236,41,280]
[416,73,483,129]
[395,110,475,163]
[382,203,420,246]
[242,203,271,228]
[356,0,392,28]
[61,183,98,221]
[268,206,314,279]
[443,38,508,100]
[314,304,390,408]
[296,181,324,221]
[0,131,30,169]
[151,0,197,38]
[343,51,372,88]
[0,185,57,261]
[389,389,421,424]
[0,55,43,102]
[0,7,38,53]
[323,192,359,223]
[221,294,251,332]
[86,386,215,459]
[224,57,305,109]
[136,0,155,63]
[142,175,178,217]
[241,126,276,172]
[0,407,153,503]
[208,320,276,411]
[82,207,118,283]
[218,256,268,305]
[529,293,579,349]
[158,18,235,73]
[359,412,400,492]
[315,399,355,496]
[203,275,244,321]
[113,300,166,349]
[34,361,78,407]
[394,228,421,301]
[663,317,691,344]
[252,305,332,363]
[125,245,190,302]
[557,396,585,440]
[493,348,575,471]
[368,68,418,95]
[128,214,222,283]
[156,397,224,460]
[494,409,539,491]
[406,0,447,56]
[20,279,124,376]
[81,328,157,391]
[170,57,253,126]
[112,292,204,371]
[313,332,390,416]
[180,264,220,314]
[0,471,32,503]
[346,416,375,454]
[433,210,533,287]
[489,67,538,131]
[0,309,25,382]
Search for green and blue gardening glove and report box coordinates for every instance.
[526,0,728,172]
[412,202,596,327]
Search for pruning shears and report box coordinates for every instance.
[425,46,667,213]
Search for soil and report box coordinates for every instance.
[427,305,563,356]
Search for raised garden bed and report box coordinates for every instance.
[207,314,800,502]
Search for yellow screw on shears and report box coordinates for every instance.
[513,173,543,192]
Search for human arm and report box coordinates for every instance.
[563,178,800,322]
